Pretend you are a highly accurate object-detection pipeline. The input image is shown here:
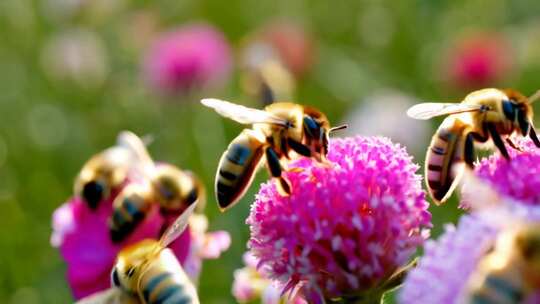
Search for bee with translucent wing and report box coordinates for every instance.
[201,98,346,211]
[74,131,153,210]
[462,223,540,304]
[407,88,540,205]
[109,161,206,243]
[77,202,200,304]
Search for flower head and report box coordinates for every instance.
[402,140,540,304]
[247,136,431,302]
[52,177,230,299]
[143,22,232,96]
[443,32,513,90]
[399,214,498,304]
[470,138,540,206]
[232,252,307,304]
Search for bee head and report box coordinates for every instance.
[502,90,533,136]
[112,239,160,292]
[301,107,331,158]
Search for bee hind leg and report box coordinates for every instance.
[265,147,291,195]
[487,124,510,160]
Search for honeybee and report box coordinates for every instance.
[74,131,153,210]
[407,88,540,204]
[240,40,295,106]
[462,223,540,304]
[109,163,205,243]
[77,202,200,304]
[201,98,346,211]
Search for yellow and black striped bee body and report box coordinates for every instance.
[97,203,199,304]
[216,129,266,209]
[74,131,152,210]
[109,184,153,243]
[152,164,205,216]
[202,99,343,211]
[463,224,540,304]
[408,88,540,204]
[109,164,205,243]
[111,240,199,304]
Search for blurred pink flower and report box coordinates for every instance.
[143,23,232,96]
[444,32,513,89]
[51,180,230,299]
[232,252,307,304]
[181,214,231,281]
[247,136,431,303]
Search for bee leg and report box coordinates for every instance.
[529,126,540,148]
[281,136,291,159]
[265,147,291,195]
[464,133,475,168]
[288,138,312,157]
[487,124,510,160]
[505,138,523,152]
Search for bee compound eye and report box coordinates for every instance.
[111,268,121,287]
[303,116,320,138]
[502,100,516,120]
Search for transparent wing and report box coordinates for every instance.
[116,131,155,178]
[406,103,483,120]
[201,98,288,126]
[159,201,198,248]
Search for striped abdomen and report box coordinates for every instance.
[469,275,524,304]
[138,250,199,304]
[215,129,265,211]
[425,118,472,204]
[109,187,151,243]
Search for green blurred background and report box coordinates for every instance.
[2,0,540,303]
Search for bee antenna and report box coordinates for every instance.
[329,124,348,133]
[528,90,540,104]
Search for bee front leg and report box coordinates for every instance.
[265,147,291,195]
[505,138,523,152]
[529,126,540,148]
[287,138,312,157]
[487,124,510,160]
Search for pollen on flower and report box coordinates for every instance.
[247,136,431,302]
